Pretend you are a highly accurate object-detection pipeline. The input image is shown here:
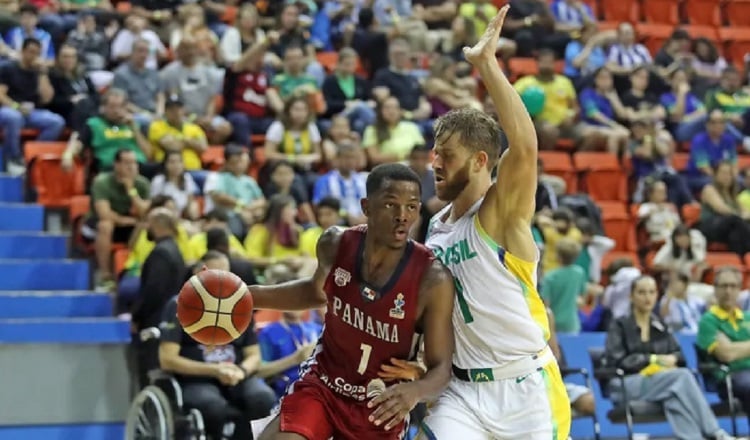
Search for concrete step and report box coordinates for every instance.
[0,204,44,232]
[0,291,111,319]
[0,233,68,259]
[0,317,130,344]
[0,260,89,290]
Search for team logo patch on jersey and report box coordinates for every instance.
[334,267,351,287]
[362,286,377,301]
[389,293,406,319]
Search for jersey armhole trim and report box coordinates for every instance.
[472,214,538,266]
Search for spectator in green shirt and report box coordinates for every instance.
[541,238,588,334]
[704,67,750,148]
[268,45,321,108]
[697,266,750,427]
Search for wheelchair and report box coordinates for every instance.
[125,327,208,440]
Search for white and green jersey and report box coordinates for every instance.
[425,200,551,369]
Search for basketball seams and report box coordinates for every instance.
[177,269,254,346]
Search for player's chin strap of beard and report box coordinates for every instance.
[366,378,387,398]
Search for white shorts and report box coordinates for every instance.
[419,360,571,440]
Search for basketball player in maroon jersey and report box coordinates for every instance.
[249,163,456,440]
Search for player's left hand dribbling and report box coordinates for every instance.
[367,382,420,430]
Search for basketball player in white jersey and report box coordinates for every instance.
[418,6,571,439]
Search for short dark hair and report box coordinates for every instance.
[114,149,135,162]
[316,196,341,212]
[201,250,227,263]
[224,144,247,160]
[19,4,38,15]
[205,227,229,253]
[576,217,596,235]
[551,208,575,223]
[203,209,229,223]
[366,163,422,196]
[22,37,41,50]
[434,108,505,170]
[537,48,556,60]
[410,144,431,156]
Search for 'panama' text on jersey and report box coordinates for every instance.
[332,296,400,343]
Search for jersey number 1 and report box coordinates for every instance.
[357,343,372,374]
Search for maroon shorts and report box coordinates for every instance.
[279,373,406,440]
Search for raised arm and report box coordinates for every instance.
[470,6,539,262]
[248,226,342,311]
[368,260,455,431]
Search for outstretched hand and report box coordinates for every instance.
[463,5,510,65]
[367,382,421,430]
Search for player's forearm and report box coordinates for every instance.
[250,279,327,311]
[412,360,451,402]
[475,59,537,153]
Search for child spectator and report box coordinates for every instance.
[541,238,588,334]
[659,272,706,334]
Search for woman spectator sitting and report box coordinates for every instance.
[698,160,750,256]
[170,4,218,65]
[691,37,727,99]
[660,68,707,142]
[263,95,323,188]
[423,55,482,119]
[652,224,709,283]
[321,48,374,135]
[564,23,613,90]
[150,151,200,222]
[261,160,314,226]
[578,67,630,154]
[243,194,316,277]
[47,44,99,131]
[220,4,266,67]
[604,275,737,440]
[362,97,425,167]
[637,180,681,243]
[621,67,670,136]
[652,29,692,79]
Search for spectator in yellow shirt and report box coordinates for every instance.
[363,96,426,166]
[300,197,344,258]
[189,209,247,258]
[513,49,580,150]
[244,194,316,277]
[148,95,208,170]
[538,208,583,274]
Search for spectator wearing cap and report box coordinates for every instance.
[203,145,266,238]
[112,38,165,129]
[147,94,208,171]
[0,37,65,176]
[160,36,233,145]
[62,88,154,176]
[5,4,54,62]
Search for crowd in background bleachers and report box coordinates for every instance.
[8,0,750,437]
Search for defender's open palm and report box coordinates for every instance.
[463,5,509,65]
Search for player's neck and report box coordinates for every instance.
[448,176,492,222]
[363,235,404,265]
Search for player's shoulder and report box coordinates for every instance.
[316,225,348,264]
[419,255,454,290]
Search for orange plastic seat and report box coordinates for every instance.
[671,152,691,172]
[718,27,750,66]
[737,155,750,170]
[683,0,721,26]
[114,248,130,277]
[539,151,576,193]
[509,58,538,78]
[636,23,675,55]
[600,203,632,251]
[704,252,745,283]
[600,0,639,22]
[573,152,627,202]
[600,251,641,283]
[680,203,702,226]
[23,141,67,164]
[642,0,679,24]
[29,156,86,208]
[202,146,225,171]
[683,25,719,42]
[725,0,750,27]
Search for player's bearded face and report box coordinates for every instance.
[435,158,472,201]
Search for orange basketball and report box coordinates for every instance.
[176,269,253,346]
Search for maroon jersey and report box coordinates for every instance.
[227,70,268,117]
[304,226,432,402]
